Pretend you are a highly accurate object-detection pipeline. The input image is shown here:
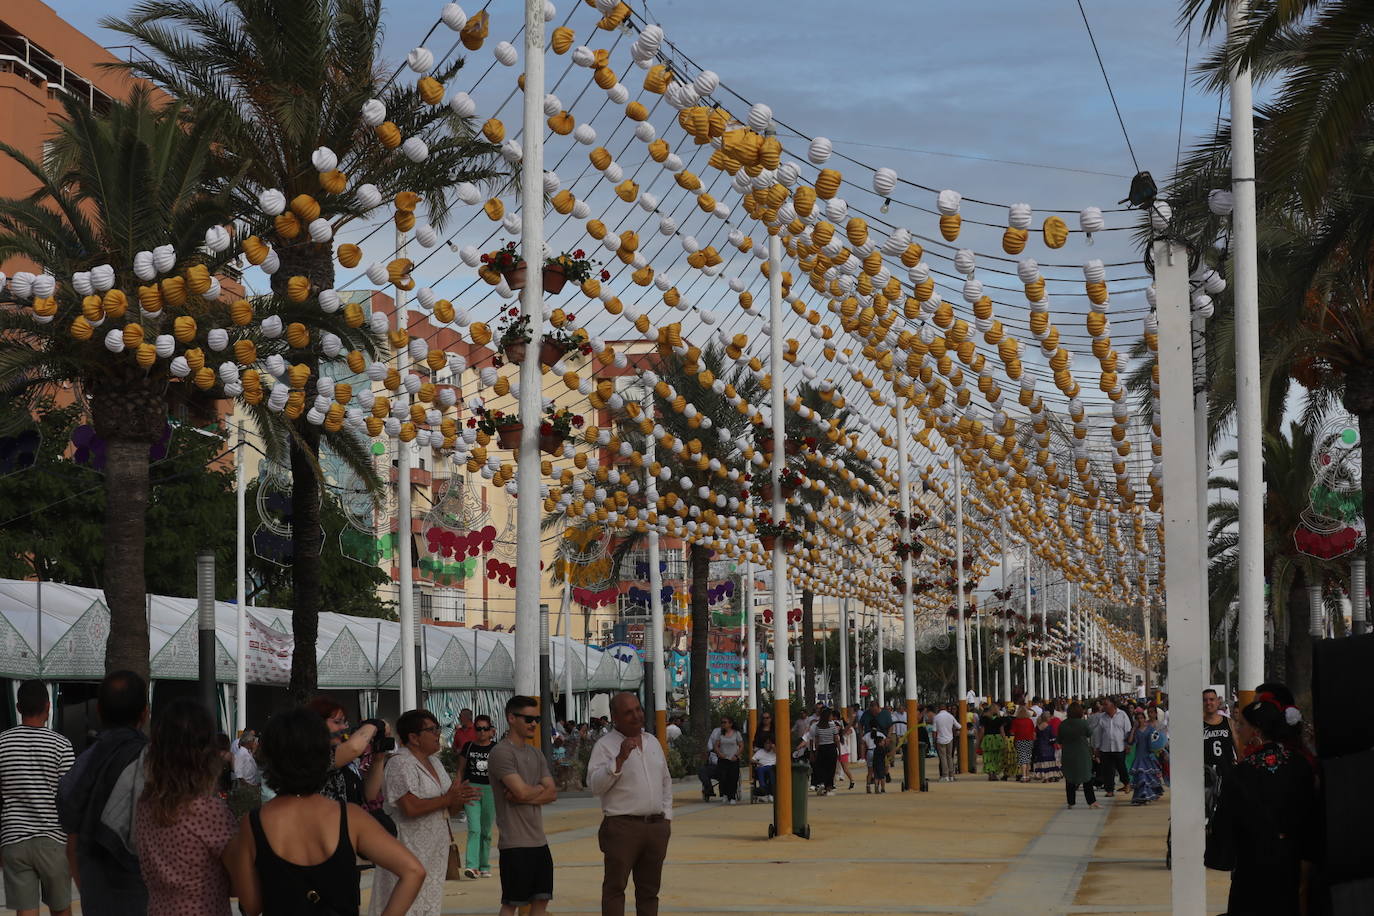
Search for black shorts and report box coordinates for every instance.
[498,844,554,906]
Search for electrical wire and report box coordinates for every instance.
[1074,0,1140,174]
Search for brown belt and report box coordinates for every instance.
[607,813,666,823]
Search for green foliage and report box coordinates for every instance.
[0,406,390,615]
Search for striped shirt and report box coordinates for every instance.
[0,725,75,845]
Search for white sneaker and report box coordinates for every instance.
[729,798,737,805]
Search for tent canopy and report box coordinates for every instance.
[0,579,642,692]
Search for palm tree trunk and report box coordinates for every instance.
[92,378,166,681]
[1286,571,1314,716]
[687,542,711,746]
[102,439,152,680]
[800,586,816,708]
[288,422,325,699]
[276,243,335,699]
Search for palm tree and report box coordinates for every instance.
[0,90,242,679]
[542,344,761,745]
[106,0,505,695]
[780,381,881,707]
[1208,423,1337,711]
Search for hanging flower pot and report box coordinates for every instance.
[501,341,528,364]
[760,534,778,552]
[539,338,568,367]
[539,430,566,454]
[496,423,523,450]
[502,264,528,291]
[542,262,568,294]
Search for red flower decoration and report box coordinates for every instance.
[565,313,575,322]
[571,415,584,428]
[480,253,490,263]
[508,307,519,316]
[600,269,611,281]
[540,422,553,434]
[573,249,585,258]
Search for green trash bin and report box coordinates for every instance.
[766,761,812,839]
[790,760,811,838]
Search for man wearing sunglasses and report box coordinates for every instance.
[489,696,557,916]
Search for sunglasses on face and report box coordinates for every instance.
[476,726,494,732]
[514,714,541,724]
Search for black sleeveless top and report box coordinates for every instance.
[249,800,361,915]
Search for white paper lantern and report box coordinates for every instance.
[572,123,598,146]
[500,140,522,163]
[873,167,898,196]
[407,47,434,74]
[207,328,229,351]
[747,103,772,133]
[365,263,388,285]
[1149,200,1172,232]
[937,190,961,215]
[260,248,280,275]
[633,121,656,142]
[1017,259,1040,284]
[541,93,561,117]
[72,271,93,296]
[133,251,156,281]
[152,244,177,273]
[318,289,340,313]
[448,92,476,118]
[607,83,629,104]
[1083,259,1106,284]
[693,70,719,96]
[258,189,287,216]
[571,46,595,68]
[776,161,800,186]
[962,277,983,303]
[361,99,386,127]
[1207,189,1234,217]
[402,136,429,162]
[1079,205,1104,236]
[455,182,480,205]
[415,224,438,248]
[954,249,976,276]
[440,3,467,31]
[493,40,517,66]
[307,218,332,243]
[103,328,126,353]
[169,355,190,377]
[808,136,832,165]
[350,183,380,211]
[311,146,337,172]
[1008,202,1032,229]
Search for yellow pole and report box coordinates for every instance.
[773,696,792,835]
[905,698,920,789]
[654,708,668,758]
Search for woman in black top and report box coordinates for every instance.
[457,714,497,878]
[226,707,424,916]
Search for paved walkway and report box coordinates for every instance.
[419,774,1232,915]
[44,774,1230,914]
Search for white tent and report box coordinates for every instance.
[0,579,641,712]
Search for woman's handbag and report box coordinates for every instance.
[445,816,464,880]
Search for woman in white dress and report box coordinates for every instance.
[371,709,471,915]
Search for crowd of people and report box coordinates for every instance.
[0,672,1326,916]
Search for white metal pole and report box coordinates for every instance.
[954,458,968,771]
[644,388,668,750]
[839,596,849,713]
[1352,557,1367,635]
[1067,581,1075,699]
[855,601,863,710]
[767,227,794,834]
[896,394,918,787]
[513,0,546,701]
[1040,562,1049,701]
[1155,238,1208,914]
[746,560,757,722]
[1228,0,1264,700]
[875,610,885,709]
[1023,546,1033,699]
[395,229,416,713]
[560,576,573,720]
[1001,519,1012,702]
[235,420,247,734]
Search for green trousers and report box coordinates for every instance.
[464,783,495,871]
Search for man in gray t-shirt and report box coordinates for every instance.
[489,696,557,915]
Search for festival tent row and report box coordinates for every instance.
[0,579,642,732]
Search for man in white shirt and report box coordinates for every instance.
[750,738,777,801]
[588,693,673,916]
[231,730,260,786]
[1091,697,1132,796]
[932,704,960,782]
[664,718,682,741]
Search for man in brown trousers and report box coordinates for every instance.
[588,692,673,915]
